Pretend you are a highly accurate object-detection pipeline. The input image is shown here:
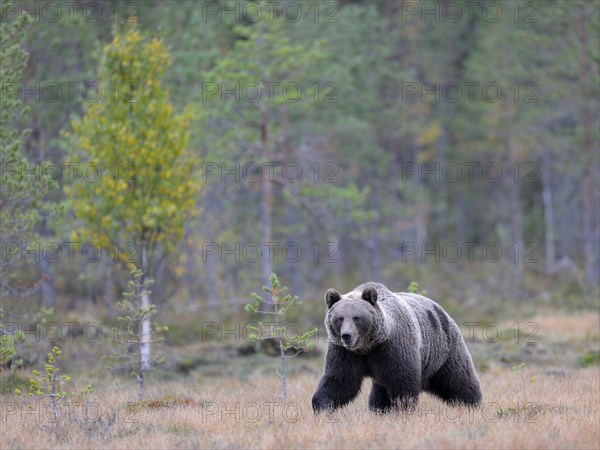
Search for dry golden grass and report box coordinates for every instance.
[529,311,600,340]
[1,366,599,449]
[1,310,598,449]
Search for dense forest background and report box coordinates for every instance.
[2,0,599,322]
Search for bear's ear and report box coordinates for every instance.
[324,289,341,309]
[361,287,378,305]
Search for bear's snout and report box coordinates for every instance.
[341,331,360,350]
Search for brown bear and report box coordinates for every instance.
[312,282,482,413]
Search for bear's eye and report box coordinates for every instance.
[335,317,343,325]
[352,316,360,322]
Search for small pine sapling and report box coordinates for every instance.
[245,273,317,403]
[15,346,92,429]
[407,281,427,295]
[0,308,25,369]
[106,268,168,401]
[1,307,54,371]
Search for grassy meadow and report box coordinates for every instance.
[1,311,598,449]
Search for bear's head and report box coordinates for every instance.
[323,286,387,354]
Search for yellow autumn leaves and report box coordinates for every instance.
[64,24,200,259]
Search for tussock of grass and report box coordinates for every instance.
[580,350,600,368]
[130,395,198,410]
[0,370,29,394]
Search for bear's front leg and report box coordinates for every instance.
[368,382,393,413]
[367,345,421,411]
[388,384,420,411]
[312,375,363,413]
[312,345,365,413]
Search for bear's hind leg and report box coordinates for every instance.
[428,353,482,406]
[368,382,393,413]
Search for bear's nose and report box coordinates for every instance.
[341,333,351,342]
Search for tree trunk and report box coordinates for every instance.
[183,222,197,309]
[415,203,427,267]
[577,4,599,290]
[272,298,287,403]
[260,104,273,307]
[104,261,115,316]
[140,244,151,372]
[285,204,303,295]
[40,257,54,309]
[81,260,94,309]
[204,205,219,309]
[542,150,556,271]
[370,236,381,281]
[454,187,466,244]
[507,118,523,296]
[40,219,54,309]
